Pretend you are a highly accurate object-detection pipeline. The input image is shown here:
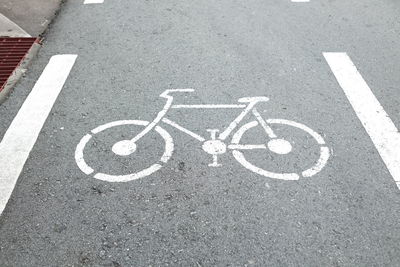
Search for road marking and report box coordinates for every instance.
[231,119,329,180]
[0,55,77,215]
[162,118,205,142]
[172,104,246,109]
[302,147,330,177]
[252,108,277,138]
[75,134,95,175]
[324,52,400,190]
[75,89,329,182]
[84,0,104,4]
[228,144,266,150]
[291,0,310,2]
[75,120,174,182]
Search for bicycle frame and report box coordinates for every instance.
[128,89,276,144]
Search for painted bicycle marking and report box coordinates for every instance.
[75,89,330,182]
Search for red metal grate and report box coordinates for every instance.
[0,37,38,92]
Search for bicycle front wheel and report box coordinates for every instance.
[230,119,330,180]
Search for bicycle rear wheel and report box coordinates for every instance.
[75,120,174,182]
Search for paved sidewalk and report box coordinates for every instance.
[0,13,30,37]
[0,0,63,37]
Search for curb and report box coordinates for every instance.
[36,0,65,38]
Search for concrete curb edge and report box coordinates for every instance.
[37,0,65,38]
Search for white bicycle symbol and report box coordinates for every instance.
[75,89,330,182]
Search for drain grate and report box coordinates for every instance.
[0,37,38,92]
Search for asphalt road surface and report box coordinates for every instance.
[1,0,400,266]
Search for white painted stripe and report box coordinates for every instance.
[162,118,205,142]
[75,134,94,175]
[324,52,400,190]
[172,104,245,109]
[302,146,330,177]
[228,144,266,150]
[232,151,300,180]
[291,0,310,2]
[0,55,77,215]
[84,0,104,4]
[252,108,277,138]
[94,164,162,183]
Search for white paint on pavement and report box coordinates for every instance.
[162,118,205,142]
[75,89,329,182]
[75,120,174,182]
[75,134,94,175]
[291,0,310,2]
[252,108,277,138]
[302,146,330,177]
[231,119,329,180]
[324,52,400,190]
[172,104,245,109]
[228,144,267,150]
[0,55,77,215]
[233,150,300,180]
[84,0,104,4]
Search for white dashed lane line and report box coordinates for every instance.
[324,52,400,190]
[0,55,77,215]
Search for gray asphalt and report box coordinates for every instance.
[1,0,400,266]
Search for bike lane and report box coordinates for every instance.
[0,0,399,265]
